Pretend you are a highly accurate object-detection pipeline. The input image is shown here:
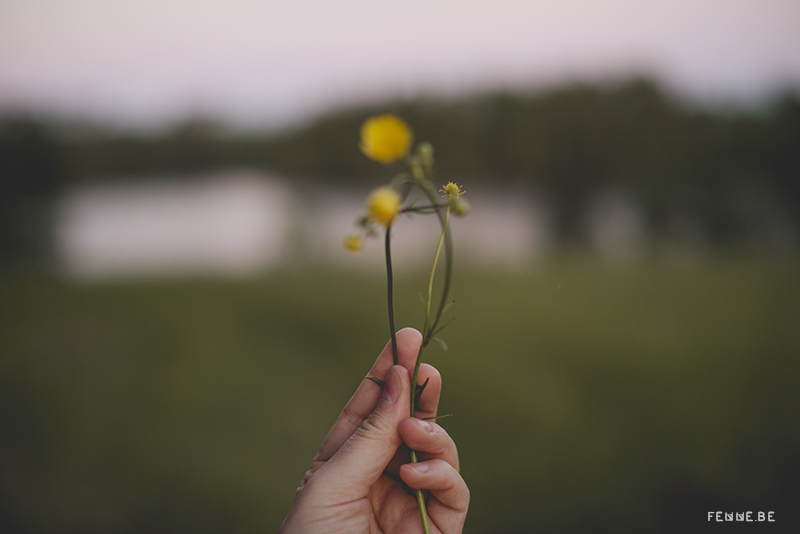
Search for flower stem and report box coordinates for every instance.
[397,157,455,534]
[385,224,398,365]
[410,341,430,534]
[424,206,450,339]
[410,450,431,534]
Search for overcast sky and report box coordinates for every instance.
[1,0,799,130]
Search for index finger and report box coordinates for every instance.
[314,328,425,462]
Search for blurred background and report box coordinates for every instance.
[2,0,800,532]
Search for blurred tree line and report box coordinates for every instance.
[1,78,799,261]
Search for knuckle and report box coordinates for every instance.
[428,425,455,452]
[443,471,470,511]
[457,484,471,512]
[342,405,366,429]
[360,410,387,433]
[297,459,325,495]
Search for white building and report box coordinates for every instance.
[56,172,294,277]
[55,171,551,278]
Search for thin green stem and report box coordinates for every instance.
[409,342,430,534]
[398,156,455,534]
[410,449,431,533]
[413,184,454,345]
[430,201,453,341]
[385,224,398,365]
[424,206,450,339]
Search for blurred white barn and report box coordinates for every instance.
[57,173,294,277]
[55,171,580,278]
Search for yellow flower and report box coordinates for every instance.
[343,233,363,253]
[366,186,402,226]
[360,114,412,164]
[440,182,469,216]
[440,182,465,200]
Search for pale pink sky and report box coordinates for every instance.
[1,0,799,129]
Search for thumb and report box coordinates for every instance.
[315,365,410,497]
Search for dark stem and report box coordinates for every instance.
[401,204,441,214]
[385,224,398,365]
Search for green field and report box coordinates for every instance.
[1,259,799,533]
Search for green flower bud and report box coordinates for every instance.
[417,142,434,170]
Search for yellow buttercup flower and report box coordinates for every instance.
[343,233,363,253]
[366,186,402,226]
[440,182,465,200]
[360,114,412,164]
[440,182,469,216]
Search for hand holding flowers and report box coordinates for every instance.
[285,114,469,534]
[279,329,468,534]
[350,114,469,533]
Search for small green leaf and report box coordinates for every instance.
[422,413,453,421]
[432,336,449,352]
[441,299,456,315]
[432,317,455,338]
[414,377,430,405]
[366,377,385,388]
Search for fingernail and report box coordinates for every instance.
[418,419,434,432]
[381,368,399,403]
[409,462,429,474]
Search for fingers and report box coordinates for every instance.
[399,418,459,471]
[399,459,470,514]
[313,365,410,499]
[368,333,442,418]
[315,328,423,462]
[367,327,424,381]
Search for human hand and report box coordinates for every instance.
[279,328,469,534]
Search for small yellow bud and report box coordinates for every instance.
[360,114,413,164]
[343,234,364,253]
[366,186,402,226]
[452,198,471,216]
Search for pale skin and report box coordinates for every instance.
[279,328,469,534]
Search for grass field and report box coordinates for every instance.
[1,259,799,533]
